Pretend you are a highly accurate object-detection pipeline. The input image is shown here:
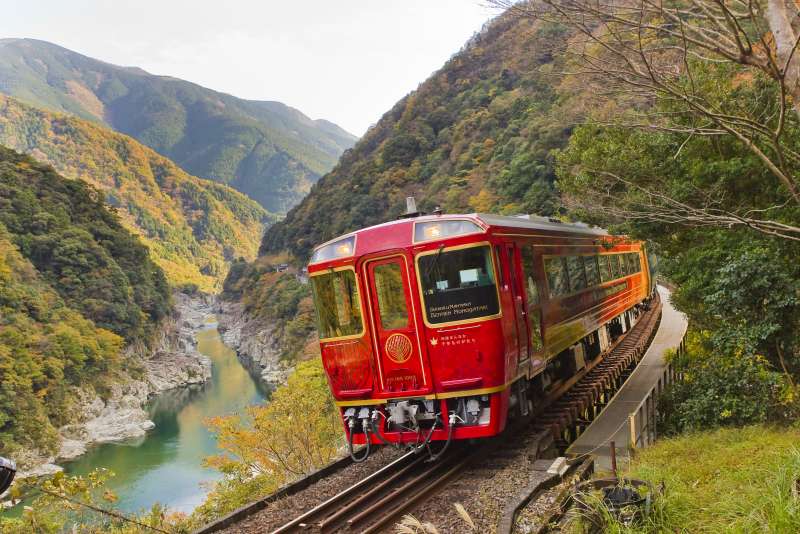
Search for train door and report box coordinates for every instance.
[506,244,531,365]
[520,246,545,366]
[495,245,521,373]
[364,255,431,396]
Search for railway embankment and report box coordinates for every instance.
[607,425,800,532]
[516,425,800,533]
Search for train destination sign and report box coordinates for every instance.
[418,244,500,325]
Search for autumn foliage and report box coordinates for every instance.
[196,358,341,522]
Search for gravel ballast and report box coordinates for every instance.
[218,447,406,533]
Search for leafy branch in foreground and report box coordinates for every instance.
[205,358,340,478]
[0,469,178,534]
[565,169,800,241]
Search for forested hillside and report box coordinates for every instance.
[0,94,272,290]
[224,256,318,364]
[262,15,569,259]
[0,38,357,213]
[0,146,167,456]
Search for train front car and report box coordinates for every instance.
[307,212,652,461]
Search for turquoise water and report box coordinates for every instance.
[60,323,267,514]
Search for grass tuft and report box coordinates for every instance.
[394,514,440,534]
[454,502,477,530]
[575,425,800,533]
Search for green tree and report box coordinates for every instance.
[0,146,170,343]
[557,72,800,428]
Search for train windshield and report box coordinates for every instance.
[310,269,364,339]
[418,245,500,325]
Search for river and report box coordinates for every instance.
[62,320,267,514]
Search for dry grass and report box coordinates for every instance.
[395,502,478,534]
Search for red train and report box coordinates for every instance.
[308,206,655,460]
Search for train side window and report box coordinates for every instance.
[521,247,539,305]
[545,257,569,296]
[521,247,543,351]
[634,254,642,273]
[584,256,601,287]
[625,253,636,275]
[599,255,613,283]
[611,254,623,278]
[567,256,587,292]
[529,308,543,352]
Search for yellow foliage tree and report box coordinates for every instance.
[205,358,342,482]
[469,189,498,212]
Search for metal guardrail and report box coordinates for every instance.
[627,335,686,450]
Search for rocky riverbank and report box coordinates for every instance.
[216,299,292,390]
[146,292,214,395]
[15,292,214,479]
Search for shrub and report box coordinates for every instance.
[659,331,797,435]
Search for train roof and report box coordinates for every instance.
[309,213,610,265]
[475,213,608,236]
[319,213,608,245]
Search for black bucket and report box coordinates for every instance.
[602,484,647,512]
[572,477,653,529]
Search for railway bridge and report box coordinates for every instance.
[567,285,687,470]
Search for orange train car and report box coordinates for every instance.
[307,207,656,460]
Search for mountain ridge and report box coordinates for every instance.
[0,38,357,213]
[0,145,174,456]
[0,93,272,290]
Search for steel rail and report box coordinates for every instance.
[269,450,416,534]
[360,452,478,534]
[268,444,476,533]
[317,455,428,530]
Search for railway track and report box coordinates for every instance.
[207,296,662,534]
[533,293,662,450]
[270,445,477,533]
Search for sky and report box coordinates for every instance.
[0,0,497,136]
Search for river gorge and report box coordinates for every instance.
[62,322,267,513]
[2,293,272,517]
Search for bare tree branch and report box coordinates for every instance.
[565,169,800,241]
[489,0,800,215]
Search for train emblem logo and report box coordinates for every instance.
[385,333,413,363]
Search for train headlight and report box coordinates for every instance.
[414,220,482,243]
[310,235,356,263]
